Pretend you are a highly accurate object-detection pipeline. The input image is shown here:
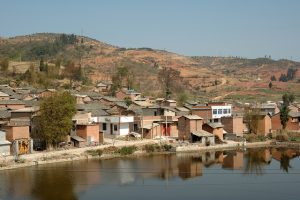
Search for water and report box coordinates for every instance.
[0,148,299,200]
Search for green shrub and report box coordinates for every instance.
[117,146,137,156]
[86,149,103,157]
[276,134,289,142]
[162,144,173,151]
[144,144,161,153]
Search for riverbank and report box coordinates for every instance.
[176,140,272,152]
[0,139,277,171]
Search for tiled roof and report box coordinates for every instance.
[192,130,213,137]
[0,100,25,105]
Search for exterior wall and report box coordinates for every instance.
[221,116,243,137]
[4,126,30,142]
[76,124,100,143]
[257,115,272,136]
[164,110,176,116]
[271,114,282,131]
[178,117,191,140]
[0,145,10,155]
[170,123,178,138]
[142,125,161,139]
[192,109,212,122]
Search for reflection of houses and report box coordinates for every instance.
[272,112,300,132]
[177,155,203,179]
[222,151,244,169]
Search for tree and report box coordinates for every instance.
[37,92,76,149]
[280,94,293,130]
[158,66,181,99]
[0,58,9,74]
[244,105,260,134]
[270,75,276,81]
[268,82,272,89]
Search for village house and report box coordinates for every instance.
[36,89,56,99]
[0,130,11,156]
[178,115,203,141]
[3,124,31,155]
[95,81,112,93]
[115,89,141,101]
[163,100,177,107]
[75,123,100,146]
[271,111,300,132]
[191,102,232,123]
[256,113,272,136]
[0,108,11,128]
[0,100,25,110]
[221,116,244,137]
[202,122,224,141]
[97,115,134,136]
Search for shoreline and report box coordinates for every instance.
[1,139,298,171]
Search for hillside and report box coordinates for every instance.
[0,33,300,102]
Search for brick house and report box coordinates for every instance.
[76,124,100,145]
[256,113,272,136]
[221,116,244,137]
[271,112,300,132]
[202,123,224,140]
[178,115,203,141]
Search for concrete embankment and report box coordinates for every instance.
[176,141,272,153]
[0,139,157,171]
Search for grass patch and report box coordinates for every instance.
[86,149,103,157]
[117,146,137,156]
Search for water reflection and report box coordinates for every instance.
[0,148,299,200]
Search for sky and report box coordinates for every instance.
[1,0,300,60]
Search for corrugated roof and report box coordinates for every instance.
[71,135,85,142]
[0,91,9,97]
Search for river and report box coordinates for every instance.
[0,148,299,200]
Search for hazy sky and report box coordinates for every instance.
[1,0,300,60]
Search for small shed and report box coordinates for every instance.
[191,130,215,145]
[71,135,86,148]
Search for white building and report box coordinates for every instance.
[211,105,232,119]
[96,116,134,136]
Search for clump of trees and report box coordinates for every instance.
[278,68,298,82]
[244,105,261,134]
[270,75,276,81]
[37,92,76,149]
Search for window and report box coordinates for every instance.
[103,123,107,131]
[154,111,157,116]
[223,109,228,114]
[218,109,222,114]
[228,109,231,114]
[134,124,138,131]
[213,109,217,114]
[114,125,118,131]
